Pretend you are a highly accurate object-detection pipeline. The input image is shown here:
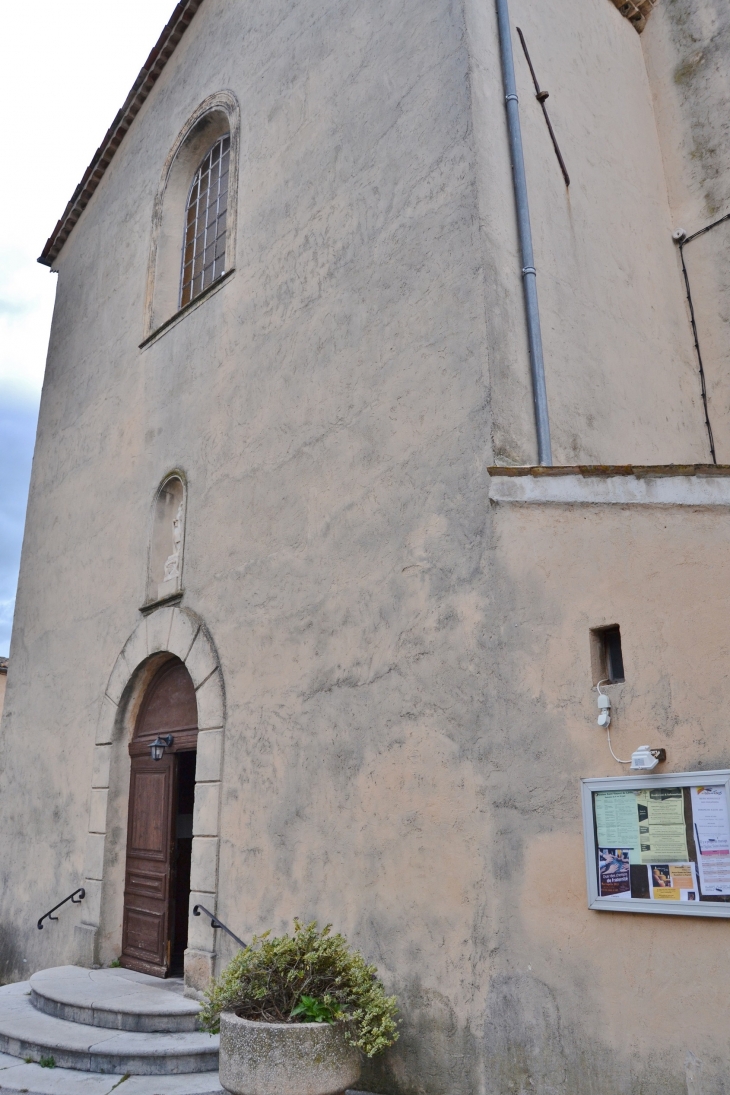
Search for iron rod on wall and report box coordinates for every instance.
[516,28,570,188]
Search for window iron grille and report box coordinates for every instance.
[179,134,230,309]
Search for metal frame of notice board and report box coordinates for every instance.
[582,769,730,918]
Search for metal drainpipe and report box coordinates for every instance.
[495,0,553,465]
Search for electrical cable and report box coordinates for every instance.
[675,211,730,466]
[606,727,631,765]
[678,240,717,464]
[596,680,631,764]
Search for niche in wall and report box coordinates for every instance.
[147,474,186,605]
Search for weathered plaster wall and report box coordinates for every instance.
[643,0,730,226]
[480,493,730,1095]
[1,0,728,1092]
[466,0,708,466]
[0,0,490,1013]
[642,0,730,460]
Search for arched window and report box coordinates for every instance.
[180,135,230,308]
[144,92,239,339]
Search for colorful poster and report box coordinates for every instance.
[638,788,689,864]
[691,786,730,896]
[599,848,631,897]
[648,862,698,901]
[595,791,641,863]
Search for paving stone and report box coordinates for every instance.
[0,1056,224,1094]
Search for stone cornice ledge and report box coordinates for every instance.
[488,465,730,506]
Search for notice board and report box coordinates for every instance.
[581,770,730,917]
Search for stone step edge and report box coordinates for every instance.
[0,1001,217,1079]
[0,1031,218,1078]
[30,988,201,1034]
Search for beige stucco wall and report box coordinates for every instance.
[642,0,730,462]
[467,0,708,465]
[480,484,730,1095]
[0,0,729,1093]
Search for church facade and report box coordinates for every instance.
[1,0,730,1091]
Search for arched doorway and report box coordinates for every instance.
[121,658,198,978]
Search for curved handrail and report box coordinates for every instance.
[38,888,85,930]
[193,904,246,949]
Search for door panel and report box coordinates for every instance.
[121,658,198,979]
[121,755,174,976]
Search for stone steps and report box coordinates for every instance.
[0,1052,224,1094]
[0,966,380,1095]
[30,967,201,1033]
[0,981,218,1080]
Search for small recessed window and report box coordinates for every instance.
[179,134,230,308]
[590,625,625,684]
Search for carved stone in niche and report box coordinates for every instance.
[147,475,186,606]
[159,500,185,600]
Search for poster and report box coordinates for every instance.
[648,862,697,901]
[691,786,730,896]
[589,778,730,911]
[598,848,631,897]
[595,791,641,863]
[637,788,689,864]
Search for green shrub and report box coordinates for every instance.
[199,920,398,1058]
[290,994,339,1023]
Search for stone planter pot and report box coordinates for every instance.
[219,1011,361,1095]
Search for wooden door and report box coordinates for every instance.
[121,659,198,978]
[121,754,175,975]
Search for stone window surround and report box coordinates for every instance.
[77,605,226,995]
[142,90,241,343]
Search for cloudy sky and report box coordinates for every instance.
[0,1,177,655]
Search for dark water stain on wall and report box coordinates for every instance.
[665,0,730,216]
[360,980,480,1095]
[482,972,703,1095]
[0,922,24,986]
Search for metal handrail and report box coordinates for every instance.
[38,888,85,930]
[193,904,246,949]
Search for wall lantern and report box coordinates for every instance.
[150,734,173,761]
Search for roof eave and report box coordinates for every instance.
[38,0,205,268]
